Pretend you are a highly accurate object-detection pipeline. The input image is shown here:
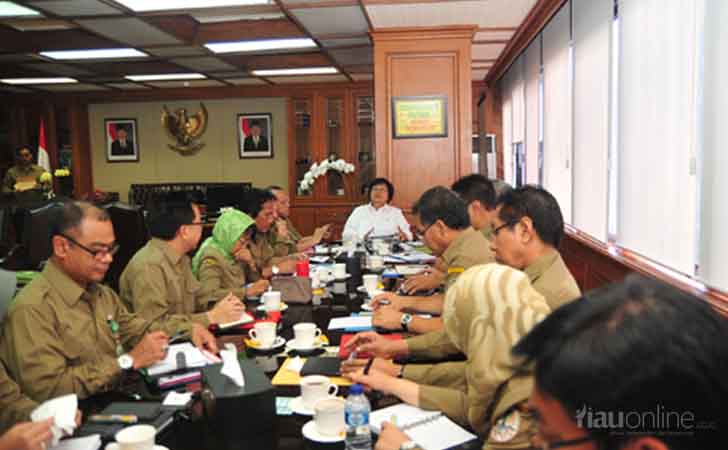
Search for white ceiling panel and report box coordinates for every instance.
[29,0,122,16]
[145,46,208,57]
[171,57,238,72]
[23,63,93,76]
[365,0,536,29]
[474,30,515,41]
[329,47,372,66]
[3,18,76,31]
[106,82,150,90]
[269,74,348,83]
[225,77,267,85]
[77,18,182,46]
[320,37,370,48]
[472,43,506,60]
[38,83,109,91]
[292,7,369,36]
[145,80,225,88]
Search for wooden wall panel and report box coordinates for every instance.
[372,26,476,212]
[289,207,316,237]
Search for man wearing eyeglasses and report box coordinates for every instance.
[513,274,726,450]
[120,196,245,329]
[489,186,580,310]
[0,201,217,403]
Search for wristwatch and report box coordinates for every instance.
[400,441,418,450]
[117,354,134,371]
[400,313,413,332]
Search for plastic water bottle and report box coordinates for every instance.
[345,384,372,450]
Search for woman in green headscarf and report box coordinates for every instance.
[193,209,270,302]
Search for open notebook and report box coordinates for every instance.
[370,404,477,450]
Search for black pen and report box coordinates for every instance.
[363,358,375,375]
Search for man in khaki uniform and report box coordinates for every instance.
[490,185,581,310]
[268,186,329,254]
[401,174,498,295]
[0,362,37,433]
[0,201,217,403]
[1,146,47,195]
[241,188,298,281]
[347,265,550,450]
[120,197,244,329]
[371,186,494,334]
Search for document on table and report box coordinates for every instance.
[370,404,476,450]
[51,435,101,450]
[146,343,216,376]
[328,315,373,330]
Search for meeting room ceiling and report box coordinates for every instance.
[0,0,538,93]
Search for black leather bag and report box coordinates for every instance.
[271,276,312,304]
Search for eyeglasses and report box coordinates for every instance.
[414,222,436,241]
[530,435,594,450]
[59,233,119,259]
[493,220,518,236]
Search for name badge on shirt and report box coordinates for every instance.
[447,267,465,274]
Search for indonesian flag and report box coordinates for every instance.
[38,118,51,172]
[107,122,118,141]
[240,118,250,137]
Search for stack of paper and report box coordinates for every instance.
[328,315,373,331]
[219,312,255,329]
[147,343,217,376]
[51,435,101,450]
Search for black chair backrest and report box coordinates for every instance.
[103,202,149,292]
[22,201,57,270]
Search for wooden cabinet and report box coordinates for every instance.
[287,85,374,239]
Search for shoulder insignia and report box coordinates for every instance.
[489,409,521,443]
[447,267,465,274]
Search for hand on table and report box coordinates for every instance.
[247,279,270,297]
[371,292,407,311]
[346,368,397,395]
[340,357,400,378]
[343,331,404,359]
[397,227,410,242]
[0,419,54,450]
[129,331,168,369]
[191,323,219,353]
[373,307,405,331]
[375,422,413,450]
[208,293,245,324]
[402,271,442,294]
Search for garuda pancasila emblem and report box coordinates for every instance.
[161,102,208,153]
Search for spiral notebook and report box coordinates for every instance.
[370,404,477,450]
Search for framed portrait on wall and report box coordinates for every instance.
[238,113,273,159]
[105,118,139,162]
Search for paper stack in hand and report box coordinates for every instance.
[31,394,78,446]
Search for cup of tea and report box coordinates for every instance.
[313,397,345,436]
[262,291,281,311]
[301,375,339,410]
[333,263,347,279]
[105,425,156,450]
[293,322,322,347]
[248,321,277,347]
[362,274,379,297]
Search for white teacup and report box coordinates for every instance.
[248,321,277,347]
[107,425,156,450]
[262,291,281,311]
[368,255,384,269]
[315,245,329,254]
[362,274,379,297]
[301,375,339,410]
[293,322,322,347]
[333,263,347,279]
[313,397,345,436]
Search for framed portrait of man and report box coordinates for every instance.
[105,118,139,162]
[238,113,273,159]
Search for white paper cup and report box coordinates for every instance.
[313,397,345,436]
[315,245,329,254]
[293,322,322,347]
[333,263,347,278]
[362,274,379,296]
[114,425,156,450]
[248,321,277,347]
[262,291,281,311]
[300,375,338,410]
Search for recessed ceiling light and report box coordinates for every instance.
[114,0,269,12]
[0,77,77,85]
[0,1,41,17]
[125,73,206,82]
[206,38,317,54]
[40,48,148,60]
[252,67,339,76]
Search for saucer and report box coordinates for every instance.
[360,302,374,311]
[286,339,326,352]
[290,396,314,416]
[302,420,345,443]
[356,285,384,294]
[106,445,169,450]
[333,273,352,281]
[246,336,286,350]
[256,303,289,312]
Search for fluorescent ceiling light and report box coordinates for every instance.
[252,67,338,76]
[0,1,41,17]
[206,38,316,54]
[40,48,148,60]
[194,12,285,23]
[0,77,77,85]
[114,0,269,12]
[125,73,206,82]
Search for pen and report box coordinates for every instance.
[168,331,186,344]
[347,350,357,363]
[87,414,138,424]
[363,358,375,375]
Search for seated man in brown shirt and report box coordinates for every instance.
[267,186,329,253]
[120,195,245,329]
[0,201,216,403]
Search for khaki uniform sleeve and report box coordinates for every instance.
[109,290,182,348]
[2,169,15,193]
[1,304,120,402]
[406,329,460,359]
[419,384,470,428]
[197,258,247,303]
[403,361,467,389]
[272,238,296,257]
[0,362,37,433]
[127,265,208,331]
